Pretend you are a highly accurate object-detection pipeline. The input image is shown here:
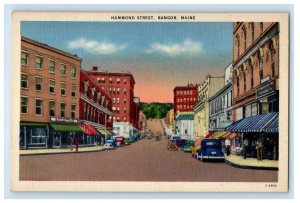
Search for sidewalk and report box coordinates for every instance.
[224,154,278,171]
[20,145,105,156]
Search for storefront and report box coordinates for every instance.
[50,123,83,148]
[81,122,99,146]
[225,112,279,160]
[19,123,49,149]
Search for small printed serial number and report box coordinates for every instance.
[265,184,277,187]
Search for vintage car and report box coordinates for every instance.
[167,139,178,151]
[103,139,117,149]
[124,137,130,145]
[183,140,195,152]
[115,136,125,146]
[176,138,186,149]
[128,136,136,143]
[196,139,224,161]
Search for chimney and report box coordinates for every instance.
[92,66,98,71]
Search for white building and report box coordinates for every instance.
[113,122,133,138]
[175,113,194,140]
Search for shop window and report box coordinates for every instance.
[35,56,43,69]
[35,77,42,91]
[60,103,66,117]
[35,99,42,115]
[49,80,55,94]
[60,64,66,76]
[21,51,28,66]
[30,127,47,145]
[60,83,66,96]
[21,74,28,89]
[71,85,76,97]
[49,101,55,117]
[260,100,269,114]
[70,67,76,79]
[49,60,55,73]
[71,104,76,118]
[21,97,28,114]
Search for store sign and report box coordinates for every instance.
[256,79,275,99]
[50,117,79,123]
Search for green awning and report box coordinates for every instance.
[50,124,83,133]
[20,123,47,126]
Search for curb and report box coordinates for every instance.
[20,148,105,156]
[224,158,278,171]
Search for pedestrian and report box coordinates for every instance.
[70,135,73,151]
[225,138,231,156]
[75,137,79,152]
[256,138,263,161]
[251,138,256,158]
[243,137,249,159]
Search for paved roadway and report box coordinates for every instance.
[20,119,277,182]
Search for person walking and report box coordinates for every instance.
[75,137,79,152]
[256,138,263,161]
[243,137,249,159]
[70,135,73,151]
[225,138,231,156]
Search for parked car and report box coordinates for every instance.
[183,140,195,152]
[115,136,125,146]
[128,136,136,143]
[197,139,224,161]
[176,138,186,149]
[124,137,130,145]
[167,139,178,151]
[103,139,117,149]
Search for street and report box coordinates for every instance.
[19,119,277,182]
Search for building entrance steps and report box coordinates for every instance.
[20,145,104,156]
[224,154,278,171]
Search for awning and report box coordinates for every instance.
[50,124,83,133]
[222,132,237,139]
[204,131,216,139]
[263,116,279,133]
[81,123,99,136]
[212,131,227,139]
[225,112,279,133]
[97,128,111,136]
[20,122,47,126]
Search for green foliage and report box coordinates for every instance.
[139,102,173,119]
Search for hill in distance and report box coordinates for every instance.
[139,102,173,119]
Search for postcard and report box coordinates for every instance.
[10,12,289,192]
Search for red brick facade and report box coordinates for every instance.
[173,84,198,118]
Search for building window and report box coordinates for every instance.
[71,85,76,97]
[21,74,28,89]
[117,98,120,103]
[236,35,240,57]
[60,103,66,117]
[124,79,127,84]
[123,98,127,104]
[250,65,254,88]
[260,22,264,34]
[100,78,105,83]
[35,56,43,69]
[237,77,240,96]
[84,81,89,95]
[124,89,127,95]
[117,117,120,122]
[21,97,28,114]
[21,51,28,66]
[49,60,55,73]
[117,78,120,84]
[70,67,76,79]
[91,87,95,100]
[259,53,264,82]
[49,101,55,117]
[83,103,86,120]
[117,88,120,94]
[124,108,127,114]
[35,99,42,115]
[243,26,247,50]
[49,80,55,94]
[123,117,127,121]
[60,64,66,76]
[35,77,42,91]
[270,42,275,78]
[243,71,246,92]
[61,83,66,96]
[109,78,113,83]
[250,23,255,44]
[71,104,76,118]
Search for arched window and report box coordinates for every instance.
[250,62,254,88]
[270,42,275,78]
[243,26,247,50]
[243,71,246,92]
[250,22,254,44]
[236,34,240,57]
[259,51,264,82]
[260,22,264,34]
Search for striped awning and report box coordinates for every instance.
[262,115,279,133]
[225,112,278,133]
[212,131,227,139]
[81,123,99,136]
[204,131,216,139]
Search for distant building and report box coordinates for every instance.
[173,84,198,119]
[86,66,138,137]
[175,112,194,139]
[20,36,81,149]
[166,109,175,134]
[79,70,113,145]
[193,75,224,138]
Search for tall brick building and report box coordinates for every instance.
[20,36,82,149]
[173,84,198,119]
[86,66,139,137]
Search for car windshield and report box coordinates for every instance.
[203,141,221,148]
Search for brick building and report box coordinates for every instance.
[79,70,113,145]
[86,66,138,137]
[173,84,198,119]
[20,36,82,149]
[227,22,279,159]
